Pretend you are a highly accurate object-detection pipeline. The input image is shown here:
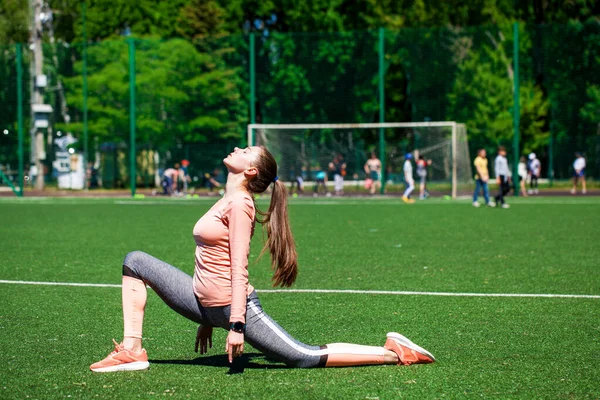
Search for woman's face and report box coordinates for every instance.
[223,146,260,173]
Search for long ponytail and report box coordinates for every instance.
[247,147,298,287]
[256,180,298,287]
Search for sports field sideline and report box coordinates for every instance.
[0,196,598,399]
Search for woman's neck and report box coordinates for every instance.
[224,172,249,197]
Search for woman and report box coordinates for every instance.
[90,146,435,372]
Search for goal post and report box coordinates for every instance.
[248,122,471,199]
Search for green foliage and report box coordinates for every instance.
[57,38,246,148]
[447,25,550,155]
[0,0,29,44]
[176,0,226,39]
[0,1,598,181]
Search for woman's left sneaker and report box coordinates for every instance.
[90,339,149,372]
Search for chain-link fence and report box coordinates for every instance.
[1,21,598,196]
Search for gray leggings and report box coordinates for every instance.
[123,251,327,368]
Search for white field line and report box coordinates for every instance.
[0,280,598,299]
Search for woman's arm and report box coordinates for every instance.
[225,195,255,362]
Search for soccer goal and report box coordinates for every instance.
[247,122,472,199]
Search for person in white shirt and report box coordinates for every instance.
[493,146,511,208]
[402,153,415,204]
[571,152,587,195]
[517,156,528,197]
[528,153,541,195]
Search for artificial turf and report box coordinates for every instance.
[0,196,598,399]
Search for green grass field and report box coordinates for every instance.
[1,196,599,399]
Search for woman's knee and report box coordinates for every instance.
[123,251,150,277]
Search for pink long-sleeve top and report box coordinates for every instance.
[192,192,255,323]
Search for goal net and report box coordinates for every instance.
[248,122,472,198]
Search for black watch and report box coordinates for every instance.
[229,322,246,333]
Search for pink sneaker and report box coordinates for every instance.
[384,332,435,365]
[90,339,149,372]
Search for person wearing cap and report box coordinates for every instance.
[571,152,587,195]
[472,149,494,207]
[402,153,415,204]
[527,153,541,195]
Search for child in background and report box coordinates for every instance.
[416,155,432,200]
[517,156,528,197]
[313,168,329,196]
[528,153,541,195]
[571,152,587,195]
[402,154,415,204]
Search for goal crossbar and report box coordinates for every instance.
[248,122,461,199]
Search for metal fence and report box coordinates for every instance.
[1,21,598,196]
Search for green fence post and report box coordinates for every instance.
[512,22,520,196]
[128,38,136,197]
[378,27,385,194]
[16,43,24,197]
[249,33,256,147]
[82,1,89,176]
[548,131,554,187]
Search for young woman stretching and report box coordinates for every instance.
[90,146,435,372]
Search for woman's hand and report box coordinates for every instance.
[195,325,213,354]
[225,330,245,363]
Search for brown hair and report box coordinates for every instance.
[246,146,298,287]
[498,146,506,152]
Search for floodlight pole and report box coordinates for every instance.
[512,22,520,196]
[378,27,385,194]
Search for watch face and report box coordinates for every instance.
[231,322,245,332]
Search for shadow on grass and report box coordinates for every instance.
[151,353,288,374]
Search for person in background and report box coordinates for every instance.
[493,146,511,209]
[289,161,305,196]
[162,164,180,196]
[416,155,432,200]
[29,163,38,187]
[472,149,494,207]
[528,153,541,195]
[180,160,191,194]
[204,168,224,195]
[313,166,329,196]
[571,152,587,195]
[402,154,415,204]
[364,152,382,195]
[517,156,528,197]
[329,154,347,196]
[89,145,436,372]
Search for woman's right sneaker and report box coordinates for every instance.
[384,332,436,366]
[90,339,149,372]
